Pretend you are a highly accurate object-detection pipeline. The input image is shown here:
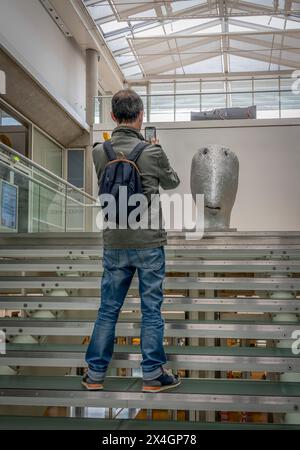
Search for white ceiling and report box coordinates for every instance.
[82,0,300,80]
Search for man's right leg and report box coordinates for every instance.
[84,249,135,389]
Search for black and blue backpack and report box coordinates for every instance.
[99,140,149,225]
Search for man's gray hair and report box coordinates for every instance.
[112,89,144,123]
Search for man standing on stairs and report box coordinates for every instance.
[83,89,181,393]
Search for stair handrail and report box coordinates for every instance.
[0,141,96,203]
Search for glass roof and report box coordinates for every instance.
[83,0,300,80]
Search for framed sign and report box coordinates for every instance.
[0,180,18,231]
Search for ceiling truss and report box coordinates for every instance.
[82,0,300,80]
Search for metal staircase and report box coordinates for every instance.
[0,231,300,429]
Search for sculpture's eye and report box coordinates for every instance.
[203,149,208,155]
[224,150,228,156]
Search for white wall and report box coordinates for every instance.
[94,119,300,231]
[0,0,86,122]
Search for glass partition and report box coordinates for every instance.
[95,76,300,123]
[0,142,98,233]
[280,77,300,118]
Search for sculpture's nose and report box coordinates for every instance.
[203,159,224,208]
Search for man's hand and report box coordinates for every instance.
[151,137,160,145]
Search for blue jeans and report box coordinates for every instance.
[85,246,167,381]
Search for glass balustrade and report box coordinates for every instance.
[0,142,99,233]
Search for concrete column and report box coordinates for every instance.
[86,49,99,127]
[0,70,6,94]
[85,49,99,196]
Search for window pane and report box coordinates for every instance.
[33,129,63,177]
[176,94,200,121]
[67,150,84,189]
[280,77,300,118]
[254,91,279,118]
[254,78,279,91]
[150,95,175,122]
[176,82,200,94]
[0,106,28,156]
[151,83,174,95]
[201,81,226,110]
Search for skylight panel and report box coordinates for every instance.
[171,0,208,13]
[122,65,142,77]
[286,20,300,29]
[115,54,136,65]
[195,24,222,34]
[161,68,185,75]
[86,2,112,21]
[100,20,128,34]
[107,37,129,52]
[183,55,223,73]
[129,8,157,19]
[229,54,270,71]
[242,0,274,6]
[228,24,258,32]
[133,25,165,37]
[164,19,212,34]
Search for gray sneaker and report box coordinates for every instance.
[142,369,182,393]
[81,374,104,391]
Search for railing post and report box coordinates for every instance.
[279,77,282,119]
[64,185,67,232]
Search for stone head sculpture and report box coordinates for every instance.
[190,144,239,230]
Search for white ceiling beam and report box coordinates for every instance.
[231,34,300,53]
[129,35,220,57]
[229,46,300,68]
[126,69,293,82]
[167,18,222,36]
[115,1,215,21]
[218,0,229,73]
[143,50,221,76]
[122,19,222,55]
[113,1,166,20]
[124,36,220,68]
[130,29,300,41]
[227,18,280,32]
[227,0,282,15]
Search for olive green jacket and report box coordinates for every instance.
[92,126,180,248]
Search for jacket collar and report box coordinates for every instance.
[112,125,144,141]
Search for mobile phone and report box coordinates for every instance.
[145,126,156,143]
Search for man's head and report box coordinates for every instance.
[111,89,144,130]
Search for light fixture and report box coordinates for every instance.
[39,0,72,38]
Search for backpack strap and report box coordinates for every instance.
[103,140,117,161]
[127,141,149,163]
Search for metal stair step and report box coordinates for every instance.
[1,259,300,273]
[2,344,300,372]
[1,246,300,258]
[1,295,299,312]
[0,415,299,430]
[1,276,299,291]
[0,318,297,339]
[0,376,299,412]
